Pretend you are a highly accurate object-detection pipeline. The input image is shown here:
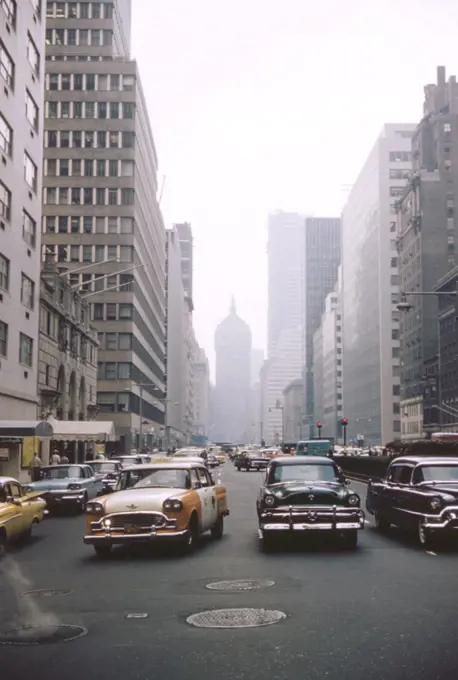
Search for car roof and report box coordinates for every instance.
[0,476,19,485]
[41,463,86,469]
[270,456,333,465]
[391,456,458,466]
[119,461,208,472]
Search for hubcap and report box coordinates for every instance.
[418,522,426,544]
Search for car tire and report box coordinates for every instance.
[374,512,390,532]
[211,515,224,540]
[417,520,434,549]
[260,531,276,553]
[79,492,88,513]
[180,516,199,554]
[94,545,112,558]
[341,530,358,550]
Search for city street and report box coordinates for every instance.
[2,464,458,680]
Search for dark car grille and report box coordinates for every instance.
[109,513,166,530]
[279,493,341,506]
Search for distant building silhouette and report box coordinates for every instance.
[213,298,252,443]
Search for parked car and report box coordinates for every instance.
[84,461,229,557]
[366,456,458,547]
[27,464,100,513]
[0,477,46,556]
[257,456,364,550]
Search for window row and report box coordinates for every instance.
[47,72,134,92]
[45,243,134,264]
[97,391,132,414]
[44,186,135,206]
[46,2,113,20]
[0,322,34,367]
[46,129,135,149]
[98,362,133,380]
[46,27,113,48]
[0,35,40,92]
[45,158,134,178]
[389,168,411,180]
[97,332,132,351]
[46,100,134,120]
[389,151,412,163]
[0,186,37,246]
[44,215,133,235]
[1,1,17,27]
[92,302,133,321]
[0,253,36,308]
[66,272,133,294]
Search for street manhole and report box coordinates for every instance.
[0,625,87,646]
[205,579,275,591]
[186,608,286,629]
[22,589,72,598]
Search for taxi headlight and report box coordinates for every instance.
[264,494,276,507]
[86,502,104,514]
[429,497,442,511]
[163,499,183,512]
[68,483,82,490]
[348,494,360,506]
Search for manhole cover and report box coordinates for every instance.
[22,589,72,598]
[186,608,286,628]
[205,579,275,591]
[0,625,87,646]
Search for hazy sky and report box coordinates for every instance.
[131,0,458,373]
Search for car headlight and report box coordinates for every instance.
[68,483,82,490]
[163,498,183,512]
[429,497,442,511]
[264,494,276,507]
[347,494,360,506]
[86,502,104,514]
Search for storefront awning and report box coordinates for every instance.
[48,418,116,442]
[0,420,54,438]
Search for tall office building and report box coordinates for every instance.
[303,217,341,430]
[174,222,193,305]
[42,1,166,451]
[264,211,304,441]
[0,0,45,421]
[213,299,252,443]
[397,67,458,438]
[342,123,416,444]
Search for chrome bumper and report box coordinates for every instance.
[423,506,458,530]
[84,529,188,545]
[44,493,86,505]
[260,505,365,532]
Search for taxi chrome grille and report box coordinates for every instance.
[280,493,340,506]
[109,513,167,529]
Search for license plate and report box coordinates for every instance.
[124,523,138,533]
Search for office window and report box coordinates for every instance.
[86,73,95,90]
[111,74,120,90]
[73,73,83,90]
[391,274,399,286]
[392,329,400,340]
[95,159,105,177]
[95,245,104,262]
[47,159,57,176]
[105,333,117,350]
[444,123,452,134]
[72,130,82,148]
[118,333,131,350]
[109,160,118,177]
[120,246,133,262]
[59,187,68,204]
[108,217,117,233]
[55,28,64,45]
[98,101,107,119]
[48,73,58,90]
[79,28,88,45]
[108,189,118,205]
[106,303,117,320]
[95,217,105,233]
[95,187,105,205]
[25,90,39,131]
[83,188,93,205]
[68,28,77,45]
[72,159,81,176]
[45,216,55,233]
[47,130,57,147]
[27,33,40,76]
[82,245,92,262]
[120,217,133,233]
[1,0,16,25]
[121,160,134,177]
[118,363,131,379]
[104,2,113,19]
[24,153,37,191]
[97,130,106,147]
[122,75,134,91]
[0,319,7,357]
[84,159,93,177]
[83,216,92,233]
[107,245,117,259]
[0,41,14,88]
[392,347,400,358]
[61,101,70,117]
[123,102,134,119]
[59,158,69,176]
[0,253,9,290]
[70,187,79,205]
[0,113,12,156]
[390,257,398,268]
[21,274,35,309]
[122,131,134,147]
[109,131,119,148]
[60,130,70,147]
[93,303,104,320]
[119,304,132,319]
[121,188,134,205]
[70,216,79,233]
[61,74,70,90]
[22,210,36,248]
[58,215,67,233]
[19,333,33,367]
[110,102,119,119]
[47,101,58,118]
[393,385,401,396]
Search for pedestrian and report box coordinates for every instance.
[60,452,69,464]
[50,449,61,465]
[29,453,42,481]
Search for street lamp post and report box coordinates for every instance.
[316,420,322,439]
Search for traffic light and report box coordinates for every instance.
[341,418,348,426]
[316,420,322,428]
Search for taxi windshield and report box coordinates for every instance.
[40,466,84,480]
[414,465,458,483]
[119,468,191,490]
[270,464,338,484]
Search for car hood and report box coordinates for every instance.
[267,481,347,505]
[421,483,458,499]
[28,479,76,491]
[99,488,187,514]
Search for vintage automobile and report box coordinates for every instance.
[84,461,229,557]
[0,477,46,555]
[111,455,142,467]
[27,464,100,513]
[366,456,458,547]
[257,456,364,550]
[235,451,269,472]
[88,460,123,495]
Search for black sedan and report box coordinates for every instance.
[235,452,269,471]
[257,456,364,550]
[366,456,458,548]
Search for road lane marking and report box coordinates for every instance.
[425,551,437,556]
[125,613,149,619]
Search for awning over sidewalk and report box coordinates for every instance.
[0,420,54,438]
[48,418,116,442]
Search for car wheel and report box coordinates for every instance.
[211,515,224,540]
[80,492,88,513]
[94,545,112,558]
[180,516,199,554]
[260,531,276,553]
[374,512,390,532]
[417,520,434,549]
[341,530,358,549]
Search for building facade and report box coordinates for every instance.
[283,379,303,443]
[342,123,416,444]
[174,222,193,303]
[213,299,252,443]
[397,67,458,435]
[0,0,45,421]
[192,346,210,440]
[42,1,166,452]
[304,217,341,431]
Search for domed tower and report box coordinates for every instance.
[213,298,252,443]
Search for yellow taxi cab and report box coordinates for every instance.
[84,461,229,558]
[0,477,46,556]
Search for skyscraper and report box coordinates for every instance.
[342,123,415,444]
[42,1,166,451]
[0,0,45,421]
[213,299,252,443]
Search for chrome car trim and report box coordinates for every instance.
[84,529,188,545]
[90,510,177,531]
[261,522,363,531]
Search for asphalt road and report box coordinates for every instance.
[2,464,458,680]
